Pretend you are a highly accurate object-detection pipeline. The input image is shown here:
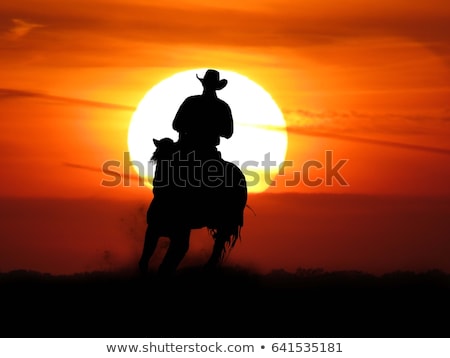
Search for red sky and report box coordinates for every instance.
[1,0,449,274]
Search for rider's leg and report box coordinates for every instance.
[158,227,190,277]
[138,225,159,274]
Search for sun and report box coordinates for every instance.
[127,68,288,193]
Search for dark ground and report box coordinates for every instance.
[1,266,449,338]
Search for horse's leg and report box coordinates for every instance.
[138,225,160,274]
[204,230,228,270]
[158,227,190,277]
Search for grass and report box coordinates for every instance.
[2,266,449,338]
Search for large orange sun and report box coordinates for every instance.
[128,68,288,193]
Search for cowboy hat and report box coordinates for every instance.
[196,69,227,90]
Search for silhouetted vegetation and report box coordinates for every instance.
[2,266,449,338]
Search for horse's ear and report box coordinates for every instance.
[153,138,159,146]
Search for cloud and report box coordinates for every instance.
[286,128,450,156]
[1,1,449,61]
[2,85,450,157]
[62,162,143,184]
[278,107,450,155]
[6,18,44,40]
[283,108,450,136]
[0,88,135,112]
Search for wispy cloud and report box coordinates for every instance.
[6,18,44,40]
[62,162,142,184]
[3,86,450,156]
[283,108,450,136]
[1,1,449,66]
[286,128,450,156]
[280,106,450,155]
[244,117,450,156]
[0,88,135,112]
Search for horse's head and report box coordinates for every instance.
[151,138,178,161]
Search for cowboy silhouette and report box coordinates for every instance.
[172,69,233,160]
[138,69,246,276]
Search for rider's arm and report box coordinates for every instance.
[172,98,190,133]
[220,103,233,139]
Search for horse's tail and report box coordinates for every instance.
[209,222,243,262]
[227,224,242,250]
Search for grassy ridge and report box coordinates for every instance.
[2,267,449,338]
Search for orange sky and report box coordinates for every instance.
[1,0,450,197]
[1,0,450,274]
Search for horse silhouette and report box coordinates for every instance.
[139,137,247,276]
